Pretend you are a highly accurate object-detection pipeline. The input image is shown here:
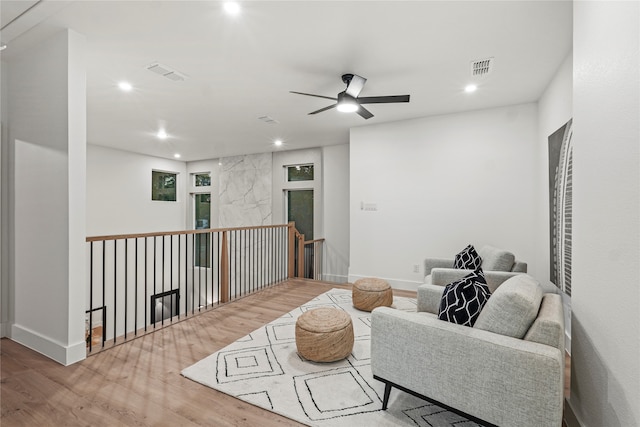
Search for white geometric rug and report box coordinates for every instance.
[182,288,480,427]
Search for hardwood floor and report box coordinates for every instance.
[1,280,570,426]
[1,280,415,427]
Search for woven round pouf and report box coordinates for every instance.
[352,278,393,312]
[295,307,354,363]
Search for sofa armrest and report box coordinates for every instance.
[423,258,453,276]
[371,307,564,427]
[430,268,474,286]
[431,268,524,293]
[512,260,528,272]
[417,284,445,314]
[421,269,525,311]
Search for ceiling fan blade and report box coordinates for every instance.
[309,104,337,115]
[357,95,410,104]
[356,105,374,120]
[290,91,337,101]
[345,74,367,98]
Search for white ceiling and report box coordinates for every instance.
[1,1,572,161]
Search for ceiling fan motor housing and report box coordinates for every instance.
[341,73,354,85]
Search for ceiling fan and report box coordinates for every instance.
[290,73,410,120]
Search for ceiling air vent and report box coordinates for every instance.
[258,115,279,125]
[470,57,494,77]
[146,62,188,82]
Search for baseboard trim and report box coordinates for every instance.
[348,274,422,291]
[564,398,583,427]
[0,321,10,338]
[322,273,349,284]
[10,323,86,366]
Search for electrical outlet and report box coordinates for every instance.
[413,264,420,273]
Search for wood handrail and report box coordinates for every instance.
[303,238,325,245]
[86,223,289,242]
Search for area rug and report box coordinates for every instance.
[182,289,480,426]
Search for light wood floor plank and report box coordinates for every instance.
[3,280,565,426]
[1,280,390,427]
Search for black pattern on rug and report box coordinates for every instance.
[182,289,480,427]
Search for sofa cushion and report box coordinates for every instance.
[478,245,516,271]
[474,274,543,338]
[438,269,491,327]
[453,244,482,270]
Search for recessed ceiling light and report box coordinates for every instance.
[118,81,133,92]
[0,44,7,51]
[274,139,283,146]
[174,153,181,159]
[464,84,478,93]
[224,2,241,15]
[157,130,168,140]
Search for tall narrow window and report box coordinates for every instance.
[194,193,211,267]
[287,189,314,240]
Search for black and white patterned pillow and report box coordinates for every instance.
[438,269,491,327]
[453,244,482,270]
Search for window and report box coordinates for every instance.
[194,173,211,187]
[287,164,314,182]
[287,189,314,240]
[194,193,211,267]
[152,171,177,201]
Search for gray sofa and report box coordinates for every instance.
[424,245,527,287]
[371,274,565,427]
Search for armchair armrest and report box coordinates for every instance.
[371,307,564,427]
[420,269,524,312]
[417,284,445,314]
[423,258,453,276]
[431,268,524,293]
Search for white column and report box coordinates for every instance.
[7,29,87,365]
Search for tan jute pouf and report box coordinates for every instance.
[295,307,354,363]
[352,277,393,312]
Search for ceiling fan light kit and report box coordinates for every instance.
[336,93,359,113]
[291,73,410,120]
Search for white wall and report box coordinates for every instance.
[87,145,187,236]
[87,146,350,284]
[349,104,540,290]
[1,59,8,337]
[322,144,350,283]
[7,30,87,365]
[537,52,573,352]
[569,2,639,426]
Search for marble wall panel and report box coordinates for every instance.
[219,153,272,227]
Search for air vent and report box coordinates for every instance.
[258,115,279,125]
[470,57,494,77]
[146,62,188,82]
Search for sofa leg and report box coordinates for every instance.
[382,382,392,410]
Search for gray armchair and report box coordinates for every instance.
[371,274,565,427]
